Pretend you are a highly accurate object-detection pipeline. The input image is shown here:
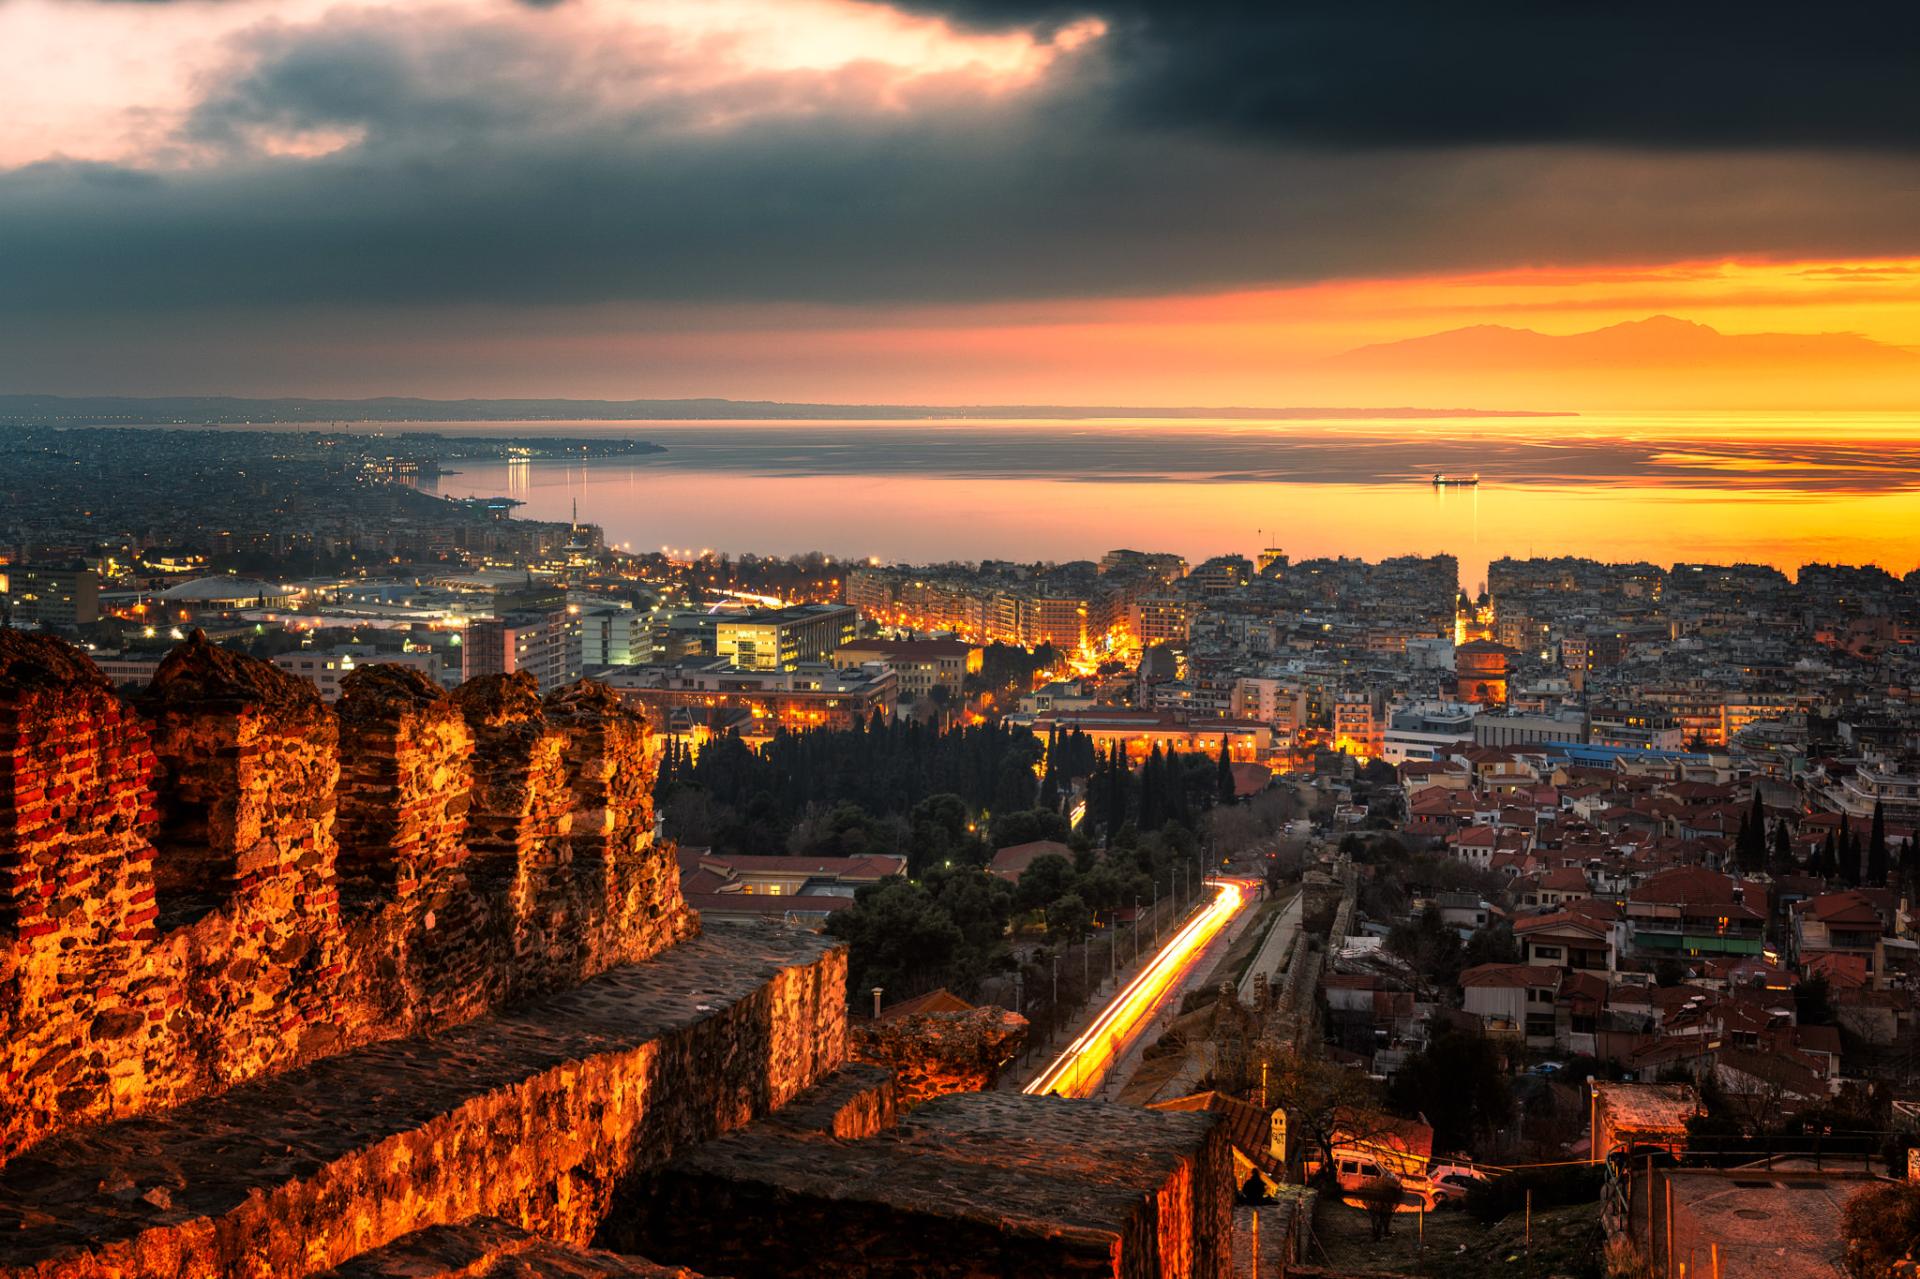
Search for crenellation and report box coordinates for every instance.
[137,630,348,1102]
[335,663,473,905]
[0,631,163,1160]
[0,630,1199,1279]
[334,662,497,1024]
[543,679,696,984]
[0,634,698,1165]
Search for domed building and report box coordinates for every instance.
[156,576,296,618]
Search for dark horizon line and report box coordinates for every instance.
[0,392,1576,426]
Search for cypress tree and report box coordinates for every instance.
[1868,800,1889,886]
[1739,790,1768,870]
[1903,829,1920,904]
[1141,745,1163,832]
[1769,818,1793,876]
[1106,744,1128,839]
[1216,746,1236,806]
[1168,751,1192,828]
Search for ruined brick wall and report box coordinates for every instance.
[0,930,847,1279]
[848,1007,1027,1107]
[0,633,161,1157]
[0,632,697,1164]
[139,634,347,1097]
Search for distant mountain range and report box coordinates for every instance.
[0,394,1568,426]
[1331,315,1920,372]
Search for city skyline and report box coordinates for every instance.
[4,0,1920,411]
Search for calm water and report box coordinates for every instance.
[397,412,1920,589]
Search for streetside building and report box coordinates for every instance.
[465,606,583,690]
[0,564,101,627]
[1027,708,1273,762]
[834,637,980,703]
[716,603,857,671]
[600,659,897,738]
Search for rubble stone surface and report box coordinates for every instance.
[626,1091,1232,1278]
[1,634,695,1161]
[848,1006,1028,1107]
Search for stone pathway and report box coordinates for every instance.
[0,929,838,1279]
[1237,892,1303,1006]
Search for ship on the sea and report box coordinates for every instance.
[1431,473,1480,487]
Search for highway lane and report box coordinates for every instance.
[1022,878,1253,1100]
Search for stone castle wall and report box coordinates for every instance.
[847,1006,1027,1108]
[0,631,697,1163]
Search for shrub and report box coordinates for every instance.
[1842,1180,1920,1279]
[1465,1163,1604,1225]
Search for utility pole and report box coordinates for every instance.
[1134,897,1142,965]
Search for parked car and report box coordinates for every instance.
[1426,1162,1493,1191]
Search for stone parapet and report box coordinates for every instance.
[312,1219,707,1279]
[0,634,696,1164]
[847,1006,1027,1108]
[752,1062,897,1140]
[0,929,844,1279]
[625,1092,1232,1278]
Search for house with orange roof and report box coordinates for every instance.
[1793,890,1889,981]
[1621,867,1767,963]
[1513,899,1619,974]
[1459,962,1561,1048]
[1516,865,1592,909]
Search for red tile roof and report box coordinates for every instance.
[878,988,976,1020]
[715,853,907,880]
[1460,962,1560,989]
[988,840,1074,883]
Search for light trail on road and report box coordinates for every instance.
[1023,879,1249,1100]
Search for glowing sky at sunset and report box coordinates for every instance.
[4,0,1918,410]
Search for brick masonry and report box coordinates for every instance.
[1,630,1229,1279]
[0,928,845,1279]
[0,632,695,1162]
[848,1006,1028,1108]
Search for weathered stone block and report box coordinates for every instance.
[849,1006,1027,1108]
[624,1092,1232,1278]
[0,930,845,1279]
[312,1218,707,1278]
[1,635,700,1164]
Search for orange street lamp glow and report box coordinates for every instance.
[1023,878,1247,1099]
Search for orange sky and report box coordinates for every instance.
[355,256,1920,409]
[5,0,1919,411]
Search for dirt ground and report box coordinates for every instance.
[1305,1197,1602,1278]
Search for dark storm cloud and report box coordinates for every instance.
[3,0,1920,323]
[894,0,1920,150]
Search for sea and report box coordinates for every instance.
[338,410,1920,590]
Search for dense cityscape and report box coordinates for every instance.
[6,0,1919,1274]
[6,420,1920,1274]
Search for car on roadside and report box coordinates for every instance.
[1426,1162,1493,1191]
